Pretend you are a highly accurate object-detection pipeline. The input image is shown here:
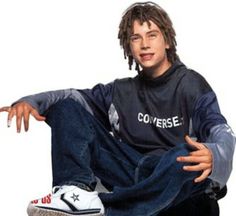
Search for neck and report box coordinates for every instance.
[143,58,171,78]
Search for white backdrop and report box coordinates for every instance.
[0,0,235,215]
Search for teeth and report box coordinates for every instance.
[141,54,153,57]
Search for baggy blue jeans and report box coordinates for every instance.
[45,99,210,216]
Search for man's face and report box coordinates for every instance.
[129,20,170,77]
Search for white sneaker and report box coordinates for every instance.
[27,185,104,216]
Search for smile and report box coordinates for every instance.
[140,53,154,61]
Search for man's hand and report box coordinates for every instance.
[176,135,212,183]
[0,102,46,133]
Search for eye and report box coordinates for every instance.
[148,33,158,39]
[130,35,141,42]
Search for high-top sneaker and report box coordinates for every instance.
[27,185,104,216]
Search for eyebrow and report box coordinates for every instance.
[131,30,160,36]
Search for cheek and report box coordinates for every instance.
[152,41,169,55]
[129,45,139,58]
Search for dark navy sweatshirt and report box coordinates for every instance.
[16,60,235,188]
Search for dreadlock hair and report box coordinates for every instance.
[118,1,179,71]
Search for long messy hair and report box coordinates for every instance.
[118,1,179,71]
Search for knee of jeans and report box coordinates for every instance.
[45,98,86,123]
[49,98,79,113]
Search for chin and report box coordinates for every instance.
[141,64,157,71]
[140,62,155,68]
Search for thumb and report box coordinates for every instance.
[185,135,201,150]
[31,109,46,121]
[0,106,11,113]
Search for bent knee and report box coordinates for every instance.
[45,98,91,123]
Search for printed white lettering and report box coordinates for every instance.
[173,116,180,127]
[156,118,162,128]
[138,112,143,122]
[162,119,167,128]
[143,114,149,123]
[137,112,183,129]
[167,118,173,128]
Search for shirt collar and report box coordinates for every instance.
[138,60,185,86]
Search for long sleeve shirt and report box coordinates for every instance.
[15,60,235,189]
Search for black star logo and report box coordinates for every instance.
[71,193,80,202]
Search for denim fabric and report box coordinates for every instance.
[46,99,210,216]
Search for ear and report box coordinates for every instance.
[165,43,170,49]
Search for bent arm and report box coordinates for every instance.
[192,91,235,188]
[205,124,235,188]
[13,89,93,115]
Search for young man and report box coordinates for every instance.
[0,2,235,216]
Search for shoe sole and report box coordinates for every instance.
[27,204,104,216]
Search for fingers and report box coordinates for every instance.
[0,106,11,112]
[2,102,46,132]
[24,109,47,131]
[177,135,213,183]
[177,147,212,161]
[24,110,30,132]
[177,155,211,164]
[7,108,16,128]
[31,109,46,121]
[180,162,212,183]
[185,135,205,150]
[189,148,210,156]
[177,153,212,176]
[20,104,45,132]
[183,162,211,172]
[16,108,23,133]
[0,106,15,127]
[194,169,212,183]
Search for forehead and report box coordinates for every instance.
[132,20,161,34]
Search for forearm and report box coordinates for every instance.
[204,124,235,188]
[13,89,93,115]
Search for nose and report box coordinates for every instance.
[141,37,150,50]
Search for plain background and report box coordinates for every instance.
[0,0,235,215]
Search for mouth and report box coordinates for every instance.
[140,53,154,61]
